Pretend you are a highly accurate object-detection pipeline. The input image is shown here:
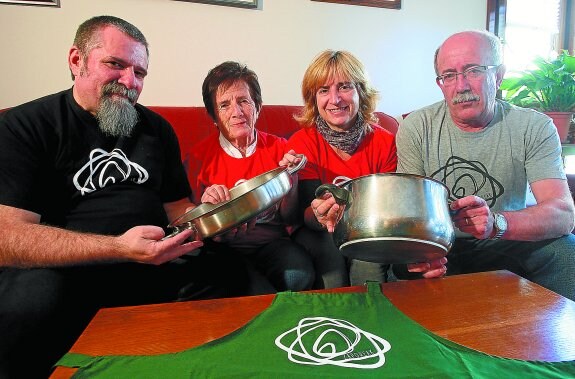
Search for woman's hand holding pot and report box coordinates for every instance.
[310,192,345,233]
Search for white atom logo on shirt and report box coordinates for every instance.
[274,316,391,369]
[73,148,149,195]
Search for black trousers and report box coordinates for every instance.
[0,249,251,379]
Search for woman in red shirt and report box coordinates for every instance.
[289,50,446,288]
[187,61,314,293]
[288,50,397,288]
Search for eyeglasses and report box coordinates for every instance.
[436,65,500,86]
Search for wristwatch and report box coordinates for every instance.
[491,212,508,240]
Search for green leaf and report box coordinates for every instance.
[501,51,575,112]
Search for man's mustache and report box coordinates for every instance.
[453,91,480,104]
[101,82,138,104]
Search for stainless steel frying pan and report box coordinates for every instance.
[164,155,306,240]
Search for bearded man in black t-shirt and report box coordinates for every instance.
[0,16,251,378]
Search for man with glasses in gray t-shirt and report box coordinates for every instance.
[396,30,575,301]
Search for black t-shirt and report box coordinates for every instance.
[0,89,191,235]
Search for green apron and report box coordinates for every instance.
[57,282,575,378]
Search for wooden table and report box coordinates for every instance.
[51,270,575,378]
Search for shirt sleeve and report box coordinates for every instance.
[287,129,322,181]
[396,112,426,176]
[523,114,566,183]
[0,107,47,212]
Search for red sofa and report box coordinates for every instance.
[147,105,399,161]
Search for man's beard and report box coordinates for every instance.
[96,82,140,137]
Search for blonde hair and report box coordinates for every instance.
[295,50,379,126]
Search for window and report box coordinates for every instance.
[487,0,575,72]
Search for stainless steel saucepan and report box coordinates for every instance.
[315,173,455,264]
[164,155,306,240]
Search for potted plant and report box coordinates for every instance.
[500,51,575,142]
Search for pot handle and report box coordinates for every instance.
[314,183,351,206]
[332,175,352,187]
[286,154,307,175]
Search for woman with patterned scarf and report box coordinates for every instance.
[287,50,397,288]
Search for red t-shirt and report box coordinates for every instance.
[187,130,290,248]
[188,130,288,204]
[287,124,397,184]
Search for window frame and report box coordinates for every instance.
[310,0,401,9]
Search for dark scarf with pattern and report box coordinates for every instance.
[315,114,369,154]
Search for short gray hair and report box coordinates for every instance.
[70,16,148,80]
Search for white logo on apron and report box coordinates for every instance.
[275,316,391,369]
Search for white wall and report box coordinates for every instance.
[0,0,486,117]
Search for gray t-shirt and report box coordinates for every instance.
[397,99,565,212]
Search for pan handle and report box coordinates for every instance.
[161,222,199,241]
[286,154,307,175]
[315,184,351,206]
